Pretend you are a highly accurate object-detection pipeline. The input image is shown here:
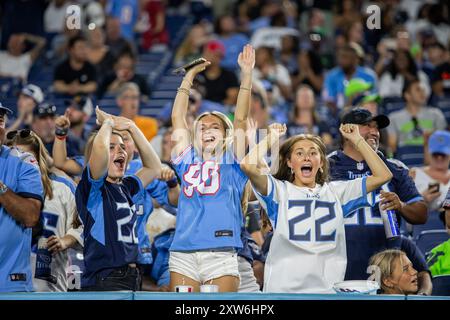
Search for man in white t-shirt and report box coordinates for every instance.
[0,33,46,81]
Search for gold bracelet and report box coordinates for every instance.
[177,87,190,96]
[355,138,365,150]
[182,78,193,87]
[240,86,252,91]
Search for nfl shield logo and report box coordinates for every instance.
[357,162,364,171]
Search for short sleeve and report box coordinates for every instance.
[443,187,450,209]
[390,162,423,204]
[252,175,283,226]
[171,144,195,177]
[147,180,169,207]
[329,177,373,217]
[433,108,448,130]
[17,161,44,203]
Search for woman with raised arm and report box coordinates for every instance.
[169,44,255,292]
[75,107,161,291]
[240,123,393,293]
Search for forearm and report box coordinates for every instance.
[53,81,70,93]
[235,72,252,123]
[171,77,192,129]
[356,139,393,191]
[89,120,113,178]
[0,191,40,227]
[7,116,25,132]
[168,186,180,206]
[52,137,68,169]
[306,73,323,92]
[77,82,97,94]
[417,271,433,295]
[400,201,428,224]
[129,124,161,172]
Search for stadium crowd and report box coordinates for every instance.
[0,0,450,296]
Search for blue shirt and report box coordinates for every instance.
[171,145,248,251]
[323,66,377,109]
[219,34,249,71]
[106,0,139,41]
[0,146,44,292]
[126,158,170,265]
[150,228,174,287]
[75,166,144,287]
[328,150,423,280]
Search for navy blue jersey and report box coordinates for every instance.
[150,229,174,287]
[0,146,44,292]
[238,227,254,264]
[75,166,144,287]
[328,150,423,280]
[387,236,429,274]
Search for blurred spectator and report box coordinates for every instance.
[249,90,269,130]
[0,103,43,292]
[44,0,72,34]
[0,0,47,49]
[428,43,450,97]
[426,194,450,277]
[50,24,82,62]
[342,19,365,50]
[106,0,139,41]
[278,35,298,75]
[411,131,450,213]
[141,0,170,52]
[7,84,44,132]
[379,49,431,99]
[368,249,420,295]
[86,27,116,85]
[53,35,97,96]
[387,79,447,156]
[105,16,134,58]
[8,130,82,292]
[97,51,149,100]
[65,95,94,152]
[214,15,249,71]
[291,49,324,95]
[253,46,291,103]
[31,103,80,157]
[287,84,332,144]
[0,33,46,82]
[174,24,209,67]
[426,3,450,48]
[322,44,377,112]
[116,82,158,141]
[195,40,239,106]
[334,0,362,30]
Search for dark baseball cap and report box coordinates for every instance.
[0,102,13,116]
[33,102,56,118]
[341,108,390,129]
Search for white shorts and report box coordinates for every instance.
[238,256,261,293]
[169,250,240,284]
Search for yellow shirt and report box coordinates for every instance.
[134,115,159,141]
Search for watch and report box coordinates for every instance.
[0,181,8,195]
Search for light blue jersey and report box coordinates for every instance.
[171,145,248,251]
[0,146,44,292]
[126,158,170,265]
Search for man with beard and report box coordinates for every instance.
[53,35,97,96]
[322,45,376,113]
[0,102,44,292]
[328,108,432,294]
[65,95,94,152]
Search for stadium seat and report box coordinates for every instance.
[412,210,445,239]
[395,145,424,167]
[379,97,406,115]
[415,230,450,256]
[432,275,450,296]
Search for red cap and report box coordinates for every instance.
[205,40,225,56]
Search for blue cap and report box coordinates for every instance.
[0,102,13,115]
[429,130,450,155]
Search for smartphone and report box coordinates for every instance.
[428,182,440,193]
[172,58,207,75]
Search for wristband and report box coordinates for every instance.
[166,177,178,188]
[177,87,190,96]
[55,127,69,137]
[56,135,67,140]
[240,86,252,91]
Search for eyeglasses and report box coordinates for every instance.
[411,117,423,137]
[6,129,31,140]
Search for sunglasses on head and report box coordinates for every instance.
[6,129,31,140]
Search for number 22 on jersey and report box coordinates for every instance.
[183,161,220,197]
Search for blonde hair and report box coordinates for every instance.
[273,134,329,185]
[11,131,53,200]
[369,249,406,293]
[192,111,234,157]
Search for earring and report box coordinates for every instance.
[291,167,294,175]
[319,167,324,174]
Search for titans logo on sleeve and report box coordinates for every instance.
[328,150,423,280]
[75,166,144,287]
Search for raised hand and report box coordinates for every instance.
[269,123,287,138]
[185,59,211,79]
[95,106,112,126]
[55,110,71,130]
[238,44,255,74]
[159,165,176,182]
[246,118,258,147]
[339,123,362,144]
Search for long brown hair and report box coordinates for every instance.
[273,134,329,185]
[10,131,53,200]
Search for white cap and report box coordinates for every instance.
[21,84,44,104]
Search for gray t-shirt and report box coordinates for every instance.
[387,106,447,147]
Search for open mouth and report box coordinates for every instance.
[300,163,313,177]
[411,278,418,286]
[203,135,216,143]
[113,155,126,171]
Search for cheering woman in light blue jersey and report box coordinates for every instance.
[169,45,255,292]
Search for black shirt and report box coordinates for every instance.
[431,62,450,95]
[196,69,239,104]
[54,59,97,85]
